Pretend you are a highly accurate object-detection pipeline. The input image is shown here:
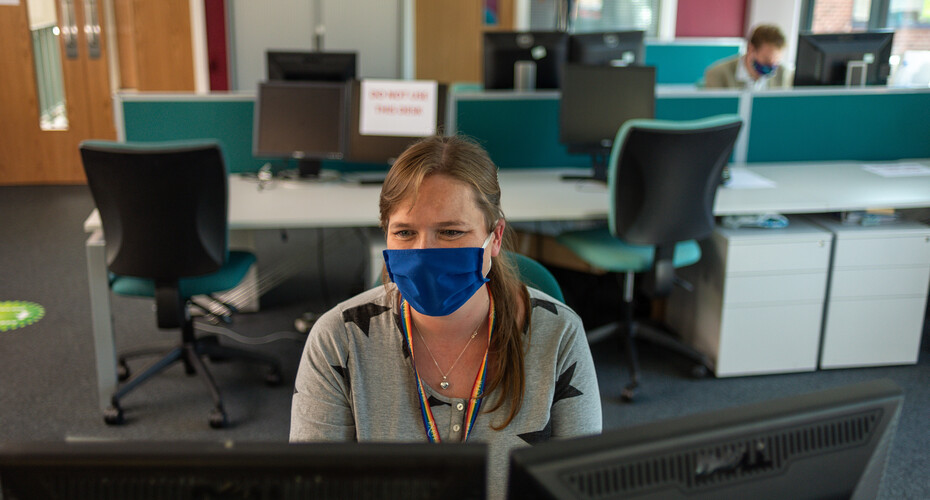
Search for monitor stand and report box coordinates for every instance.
[561,149,609,183]
[297,158,323,178]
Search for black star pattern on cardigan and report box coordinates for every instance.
[518,419,552,445]
[518,363,583,445]
[530,297,559,315]
[342,303,391,337]
[331,354,351,393]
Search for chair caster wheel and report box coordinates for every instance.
[104,405,125,425]
[265,369,283,386]
[690,364,710,379]
[117,360,130,382]
[209,408,228,429]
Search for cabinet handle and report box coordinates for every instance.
[83,0,101,59]
[60,0,78,59]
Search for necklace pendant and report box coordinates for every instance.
[440,380,450,390]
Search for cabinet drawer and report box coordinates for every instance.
[713,303,822,377]
[829,266,930,299]
[821,296,926,368]
[833,235,930,267]
[723,272,828,305]
[726,240,831,274]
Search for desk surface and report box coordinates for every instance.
[84,160,930,232]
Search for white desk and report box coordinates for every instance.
[83,160,930,409]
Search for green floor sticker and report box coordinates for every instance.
[0,301,45,332]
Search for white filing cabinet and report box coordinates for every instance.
[811,217,930,368]
[666,218,833,377]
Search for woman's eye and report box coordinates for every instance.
[440,230,464,238]
[393,230,413,239]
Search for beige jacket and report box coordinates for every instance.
[704,55,793,89]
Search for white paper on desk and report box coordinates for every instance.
[360,79,438,137]
[862,163,930,177]
[726,169,777,189]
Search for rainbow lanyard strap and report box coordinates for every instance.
[401,286,495,443]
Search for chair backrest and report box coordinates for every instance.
[80,140,229,284]
[607,115,742,246]
[509,252,565,303]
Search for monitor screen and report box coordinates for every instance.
[344,80,448,166]
[266,50,357,82]
[559,63,655,179]
[508,378,903,500]
[0,441,487,499]
[253,80,348,177]
[568,30,646,67]
[483,31,569,90]
[794,31,894,86]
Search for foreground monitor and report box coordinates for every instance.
[0,441,487,499]
[483,31,569,90]
[253,80,349,177]
[568,30,646,67]
[794,31,894,86]
[559,63,656,180]
[509,378,903,499]
[266,50,357,82]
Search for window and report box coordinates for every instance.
[529,0,661,37]
[802,0,930,54]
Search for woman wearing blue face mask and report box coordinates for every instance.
[290,135,602,499]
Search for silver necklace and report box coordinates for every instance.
[414,319,484,390]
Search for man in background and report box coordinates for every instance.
[704,24,793,90]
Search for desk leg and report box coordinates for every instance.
[86,230,116,411]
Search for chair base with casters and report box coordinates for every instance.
[557,227,715,402]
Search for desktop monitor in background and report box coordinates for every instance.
[266,50,357,81]
[794,31,895,86]
[508,378,903,500]
[559,63,655,181]
[0,441,487,499]
[568,30,646,66]
[344,80,448,169]
[253,80,349,177]
[483,31,569,90]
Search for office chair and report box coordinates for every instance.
[80,140,282,428]
[556,115,742,402]
[510,252,565,303]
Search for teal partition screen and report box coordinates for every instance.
[748,91,930,162]
[644,43,740,84]
[122,99,264,174]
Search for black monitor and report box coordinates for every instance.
[253,80,349,178]
[508,378,903,499]
[568,30,646,66]
[266,50,357,82]
[0,441,487,499]
[344,80,448,169]
[483,31,569,90]
[559,63,656,181]
[794,31,895,86]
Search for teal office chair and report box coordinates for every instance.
[510,252,565,303]
[80,140,282,428]
[557,115,742,402]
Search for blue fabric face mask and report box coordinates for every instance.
[752,59,777,76]
[383,231,494,317]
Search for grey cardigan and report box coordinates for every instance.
[290,284,602,499]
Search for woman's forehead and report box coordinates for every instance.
[389,174,483,224]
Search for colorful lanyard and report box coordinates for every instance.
[401,287,495,443]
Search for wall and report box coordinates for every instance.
[228,0,315,91]
[676,0,746,38]
[745,0,803,68]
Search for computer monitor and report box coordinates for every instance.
[253,80,349,177]
[794,31,895,86]
[568,30,646,67]
[483,31,569,90]
[344,80,448,168]
[266,50,357,82]
[508,378,903,499]
[559,63,656,180]
[0,441,487,499]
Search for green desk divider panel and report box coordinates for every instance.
[644,43,740,85]
[455,93,739,168]
[122,100,265,174]
[749,91,930,162]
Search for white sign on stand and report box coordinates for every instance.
[359,79,438,137]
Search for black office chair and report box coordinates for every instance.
[80,140,282,428]
[557,115,743,401]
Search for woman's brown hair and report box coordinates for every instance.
[379,135,530,430]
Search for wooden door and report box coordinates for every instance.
[0,0,115,185]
